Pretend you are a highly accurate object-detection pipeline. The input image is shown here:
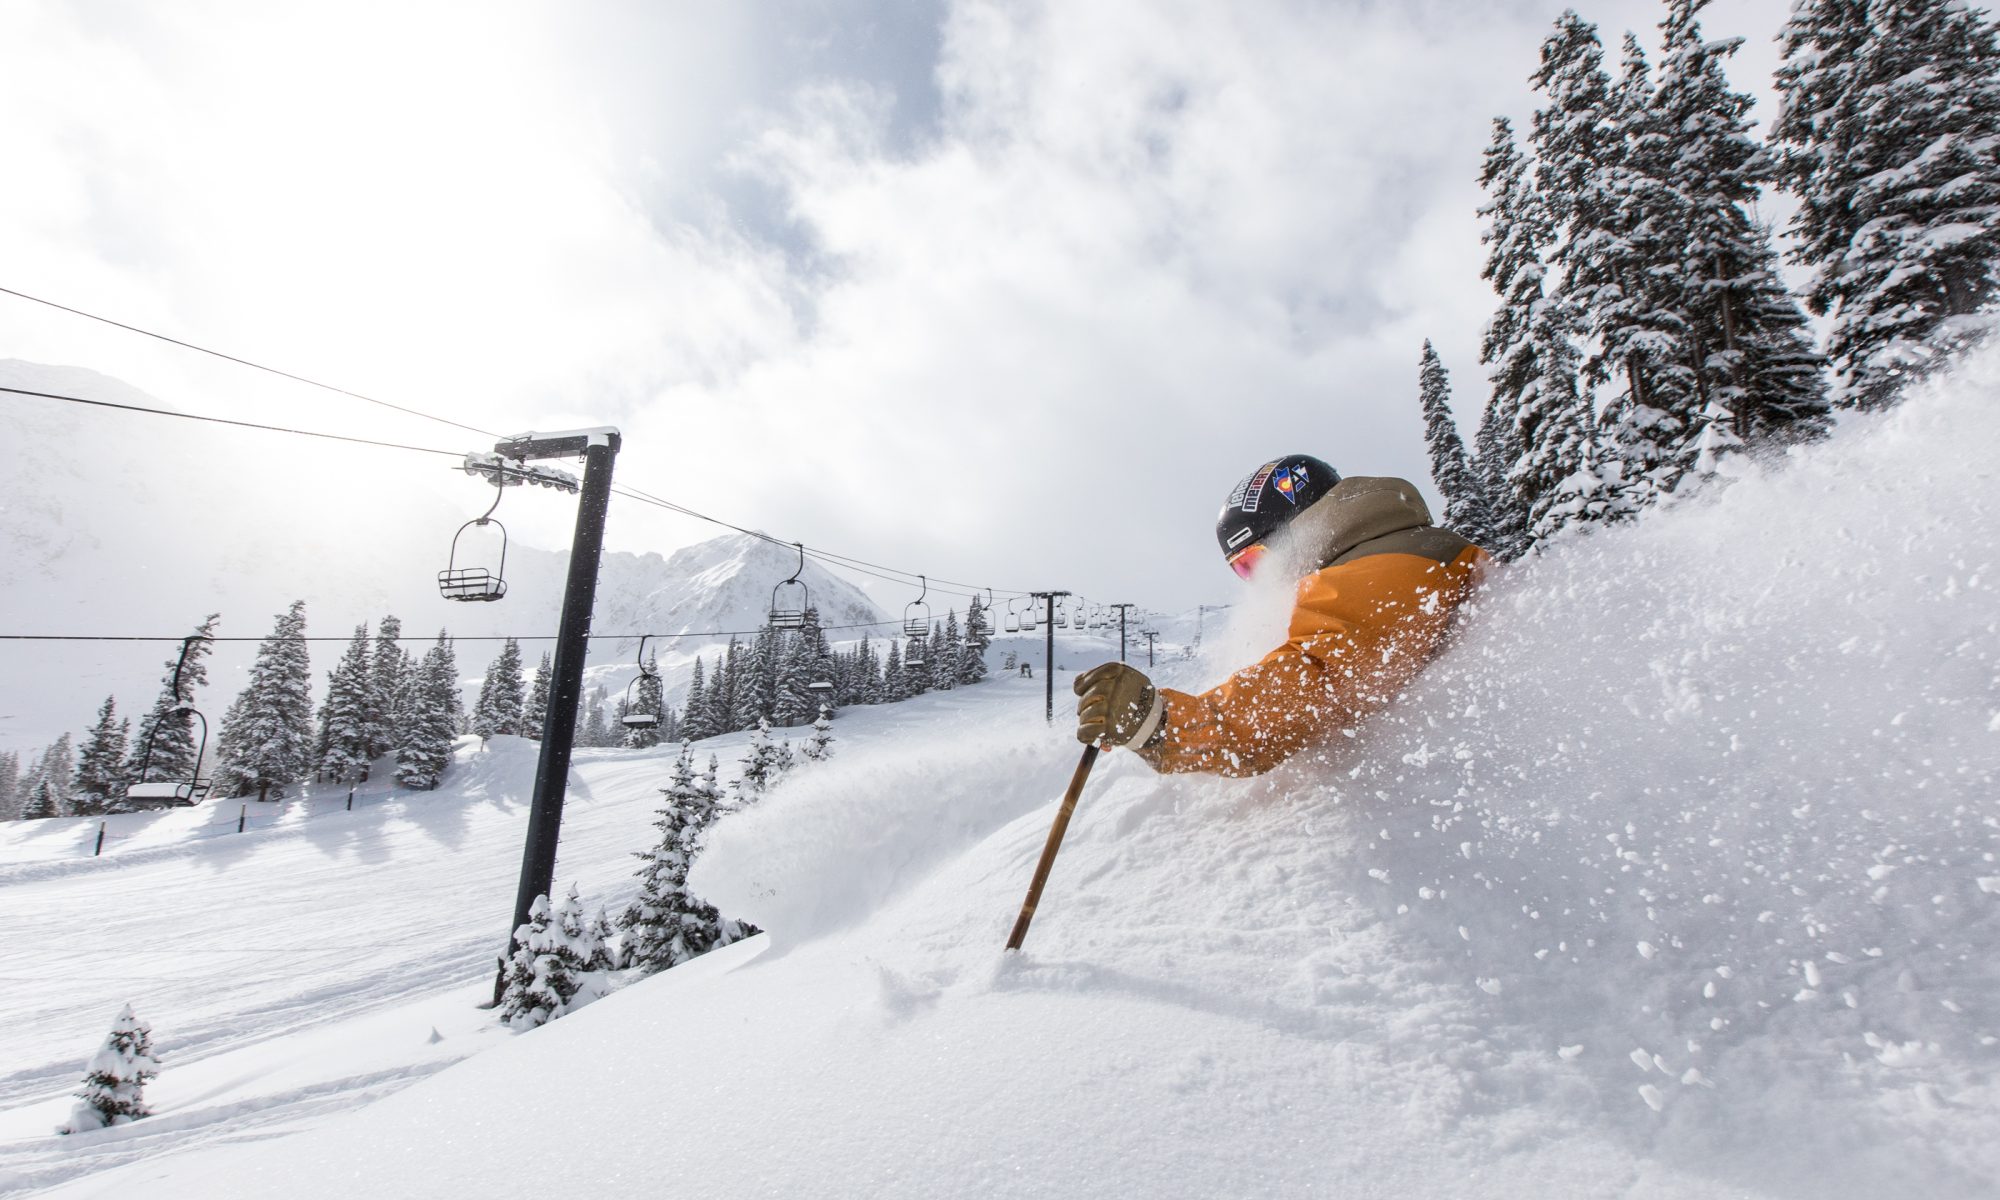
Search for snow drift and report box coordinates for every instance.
[37,343,2000,1198]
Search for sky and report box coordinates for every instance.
[0,0,1812,615]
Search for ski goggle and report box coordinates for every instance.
[1226,541,1270,580]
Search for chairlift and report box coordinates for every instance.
[808,678,835,694]
[438,482,509,602]
[1021,596,1040,632]
[769,543,809,630]
[903,575,932,639]
[620,636,660,729]
[1004,598,1021,634]
[125,636,214,809]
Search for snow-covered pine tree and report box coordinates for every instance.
[215,601,315,802]
[1477,116,1587,550]
[622,746,758,973]
[71,697,129,816]
[498,886,608,1030]
[473,637,525,740]
[1653,0,1830,449]
[932,612,959,692]
[365,615,405,761]
[0,750,20,821]
[735,627,778,731]
[22,773,60,820]
[522,650,551,740]
[680,657,711,741]
[317,624,374,783]
[1417,341,1495,542]
[715,637,745,733]
[1773,0,2000,408]
[1536,20,1694,512]
[801,706,836,762]
[395,633,459,790]
[578,686,610,748]
[59,1004,158,1133]
[702,753,721,805]
[883,639,908,703]
[125,614,219,786]
[733,717,785,802]
[960,599,991,685]
[771,629,814,727]
[904,630,930,698]
[1688,395,1746,479]
[1538,435,1622,535]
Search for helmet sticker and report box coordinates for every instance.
[1271,464,1310,506]
[1239,463,1277,513]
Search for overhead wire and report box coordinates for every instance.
[1,285,1090,607]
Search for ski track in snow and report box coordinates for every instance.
[4,343,2000,1197]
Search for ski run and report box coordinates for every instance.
[1,336,1995,1198]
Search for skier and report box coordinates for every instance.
[1074,455,1488,776]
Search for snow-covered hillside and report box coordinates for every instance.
[6,342,1999,1198]
[0,359,886,751]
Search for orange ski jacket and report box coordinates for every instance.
[1138,477,1488,778]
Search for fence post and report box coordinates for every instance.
[94,821,106,856]
[238,804,246,833]
[347,788,355,812]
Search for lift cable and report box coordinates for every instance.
[0,284,497,439]
[1,294,1090,606]
[0,619,913,645]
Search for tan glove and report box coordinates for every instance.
[1073,663,1165,749]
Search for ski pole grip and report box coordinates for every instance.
[1006,744,1100,951]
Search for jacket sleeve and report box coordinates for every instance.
[1137,551,1483,778]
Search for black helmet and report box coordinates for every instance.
[1215,454,1340,577]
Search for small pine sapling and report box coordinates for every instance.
[801,706,836,763]
[61,1005,159,1133]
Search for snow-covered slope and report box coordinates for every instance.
[7,343,1999,1197]
[0,359,886,751]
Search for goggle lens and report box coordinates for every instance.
[1227,542,1269,580]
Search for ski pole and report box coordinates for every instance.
[1005,744,1100,951]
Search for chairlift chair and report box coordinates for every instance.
[1021,597,1040,632]
[124,638,214,809]
[620,636,661,730]
[808,678,835,693]
[439,484,510,602]
[903,575,933,639]
[768,543,810,630]
[1004,598,1021,634]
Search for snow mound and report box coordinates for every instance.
[109,344,2000,1198]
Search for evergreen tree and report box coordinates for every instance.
[681,657,712,742]
[317,624,375,783]
[961,599,992,685]
[713,638,744,734]
[395,633,459,790]
[1417,341,1495,541]
[365,615,406,761]
[473,638,526,740]
[522,650,551,741]
[215,601,314,802]
[622,745,758,973]
[59,1005,158,1133]
[578,686,610,748]
[733,718,786,802]
[734,628,778,731]
[932,613,959,692]
[22,773,60,820]
[801,706,836,763]
[1536,19,1694,511]
[1653,0,1830,447]
[904,631,930,698]
[72,697,130,816]
[1476,115,1586,551]
[126,615,219,785]
[499,886,608,1030]
[1773,0,2000,407]
[0,750,20,821]
[883,639,907,703]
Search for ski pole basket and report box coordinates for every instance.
[768,543,809,630]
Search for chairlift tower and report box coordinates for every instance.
[1028,590,1070,723]
[1109,603,1138,664]
[467,427,620,1006]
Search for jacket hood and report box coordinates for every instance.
[1276,476,1434,572]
